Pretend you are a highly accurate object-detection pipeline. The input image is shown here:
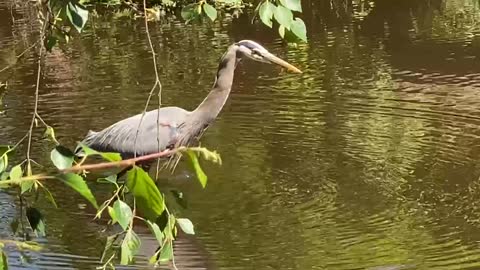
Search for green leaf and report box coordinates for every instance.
[107,206,116,223]
[112,200,132,231]
[274,5,293,29]
[146,220,163,246]
[78,143,121,162]
[99,152,122,162]
[0,145,10,175]
[43,126,59,144]
[45,36,57,52]
[279,0,302,12]
[0,155,7,175]
[259,1,275,28]
[66,2,89,33]
[50,146,74,170]
[158,241,173,262]
[120,230,140,265]
[279,24,286,38]
[58,173,98,209]
[26,207,46,237]
[9,165,22,180]
[203,2,217,22]
[181,3,200,22]
[290,17,307,41]
[185,150,207,188]
[20,180,34,194]
[42,186,58,208]
[126,166,164,221]
[97,175,117,185]
[0,249,7,270]
[176,218,194,235]
[100,233,121,262]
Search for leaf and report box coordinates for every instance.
[44,36,57,52]
[274,5,293,29]
[290,17,307,41]
[181,3,200,22]
[58,173,98,209]
[279,24,286,38]
[14,241,42,252]
[0,154,7,175]
[203,2,217,22]
[50,146,74,170]
[158,241,173,262]
[279,0,302,12]
[43,126,59,144]
[66,2,89,33]
[20,181,34,194]
[26,207,45,237]
[120,230,141,265]
[0,145,10,175]
[176,218,195,235]
[126,166,164,221]
[42,186,58,208]
[146,220,163,246]
[185,150,207,188]
[9,165,22,180]
[97,175,117,185]
[112,200,132,231]
[99,152,122,162]
[78,143,121,162]
[0,249,7,270]
[259,1,275,28]
[100,233,121,262]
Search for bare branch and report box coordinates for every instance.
[62,148,176,173]
[0,41,39,74]
[133,0,163,158]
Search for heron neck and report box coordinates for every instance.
[193,44,239,121]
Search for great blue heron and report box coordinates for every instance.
[77,40,301,163]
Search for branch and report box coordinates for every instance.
[0,41,39,74]
[61,148,178,173]
[132,0,163,158]
[0,174,56,186]
[26,4,49,174]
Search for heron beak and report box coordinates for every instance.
[265,53,302,74]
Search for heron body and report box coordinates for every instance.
[78,40,301,160]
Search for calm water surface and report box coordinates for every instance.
[2,0,480,269]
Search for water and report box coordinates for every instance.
[1,0,480,269]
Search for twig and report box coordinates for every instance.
[132,0,163,161]
[0,174,56,186]
[26,5,48,174]
[95,186,123,219]
[0,41,39,74]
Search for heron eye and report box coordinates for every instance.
[251,50,262,58]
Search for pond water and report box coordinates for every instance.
[1,0,480,269]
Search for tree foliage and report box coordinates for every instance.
[45,0,307,51]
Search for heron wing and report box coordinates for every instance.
[80,107,190,158]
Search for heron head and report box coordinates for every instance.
[235,40,302,73]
